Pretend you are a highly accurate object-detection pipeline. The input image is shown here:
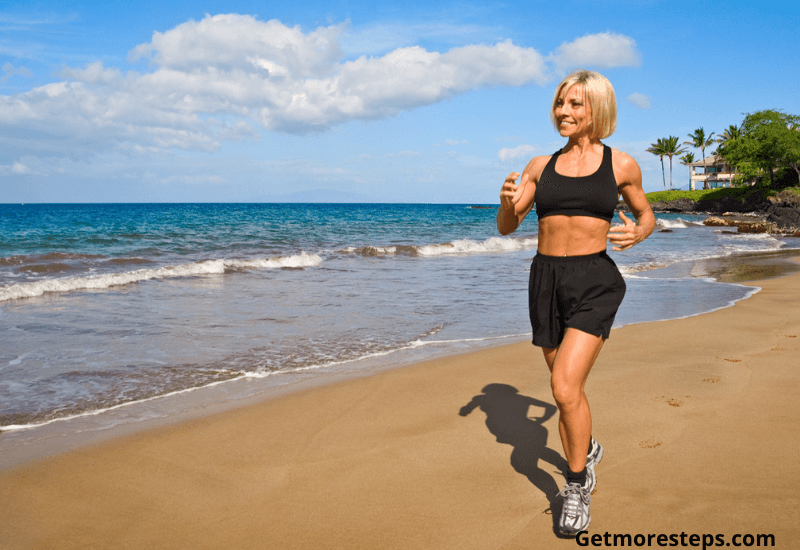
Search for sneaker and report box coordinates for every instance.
[584,438,604,493]
[557,482,591,535]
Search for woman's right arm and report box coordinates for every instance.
[496,156,548,235]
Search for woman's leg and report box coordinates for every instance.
[542,327,604,473]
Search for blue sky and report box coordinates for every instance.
[1,0,798,203]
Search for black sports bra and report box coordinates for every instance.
[535,145,619,223]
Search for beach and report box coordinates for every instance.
[2,261,799,548]
[1,204,789,437]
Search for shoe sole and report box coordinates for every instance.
[559,518,591,537]
[585,442,603,493]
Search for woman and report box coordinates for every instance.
[496,70,654,535]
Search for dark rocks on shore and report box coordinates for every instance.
[633,192,800,234]
[766,205,800,231]
[703,216,784,234]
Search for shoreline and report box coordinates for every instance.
[2,254,800,546]
[2,248,800,471]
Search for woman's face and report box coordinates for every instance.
[554,85,593,138]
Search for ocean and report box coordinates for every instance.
[1,203,797,457]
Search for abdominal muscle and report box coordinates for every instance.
[536,215,610,256]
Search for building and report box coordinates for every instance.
[688,155,736,190]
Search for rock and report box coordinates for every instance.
[703,216,729,227]
[736,221,778,233]
[659,229,673,233]
[770,190,800,205]
[703,216,778,233]
[766,204,800,231]
[650,198,696,213]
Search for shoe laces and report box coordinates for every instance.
[558,483,590,517]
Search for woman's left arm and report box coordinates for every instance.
[607,150,655,251]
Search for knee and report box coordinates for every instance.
[550,376,582,412]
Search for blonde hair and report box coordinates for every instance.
[550,70,617,139]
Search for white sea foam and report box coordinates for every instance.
[0,252,322,302]
[618,266,668,277]
[338,245,400,256]
[224,252,322,270]
[417,236,538,256]
[656,218,694,229]
[719,232,783,242]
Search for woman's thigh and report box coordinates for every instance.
[544,328,604,394]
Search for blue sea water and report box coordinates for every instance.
[0,203,797,439]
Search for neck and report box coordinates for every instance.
[564,135,602,155]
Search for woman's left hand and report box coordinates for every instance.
[607,211,641,251]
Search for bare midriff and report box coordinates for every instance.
[537,215,610,256]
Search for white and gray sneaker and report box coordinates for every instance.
[557,482,591,535]
[584,438,604,493]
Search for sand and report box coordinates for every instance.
[2,270,800,549]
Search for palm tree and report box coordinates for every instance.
[680,152,696,190]
[647,138,667,191]
[716,124,741,146]
[684,127,716,189]
[661,136,687,190]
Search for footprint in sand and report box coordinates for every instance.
[703,376,721,383]
[640,439,662,449]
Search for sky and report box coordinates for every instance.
[1,0,798,203]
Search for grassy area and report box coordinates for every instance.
[645,186,780,203]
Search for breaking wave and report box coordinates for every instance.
[339,235,538,257]
[0,252,322,302]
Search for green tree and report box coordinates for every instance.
[662,136,687,190]
[715,125,741,185]
[717,110,800,186]
[680,151,696,190]
[684,127,716,189]
[647,138,667,191]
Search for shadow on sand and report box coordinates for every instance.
[460,383,568,534]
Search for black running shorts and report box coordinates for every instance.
[528,251,626,348]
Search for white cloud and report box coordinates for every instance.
[0,14,639,167]
[0,161,32,176]
[550,32,640,72]
[1,63,33,83]
[498,144,537,162]
[59,61,122,85]
[1,14,555,157]
[627,92,651,109]
[12,161,31,174]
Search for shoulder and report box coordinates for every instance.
[610,147,642,185]
[522,154,553,182]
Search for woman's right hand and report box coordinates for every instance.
[500,172,521,209]
[500,172,529,212]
